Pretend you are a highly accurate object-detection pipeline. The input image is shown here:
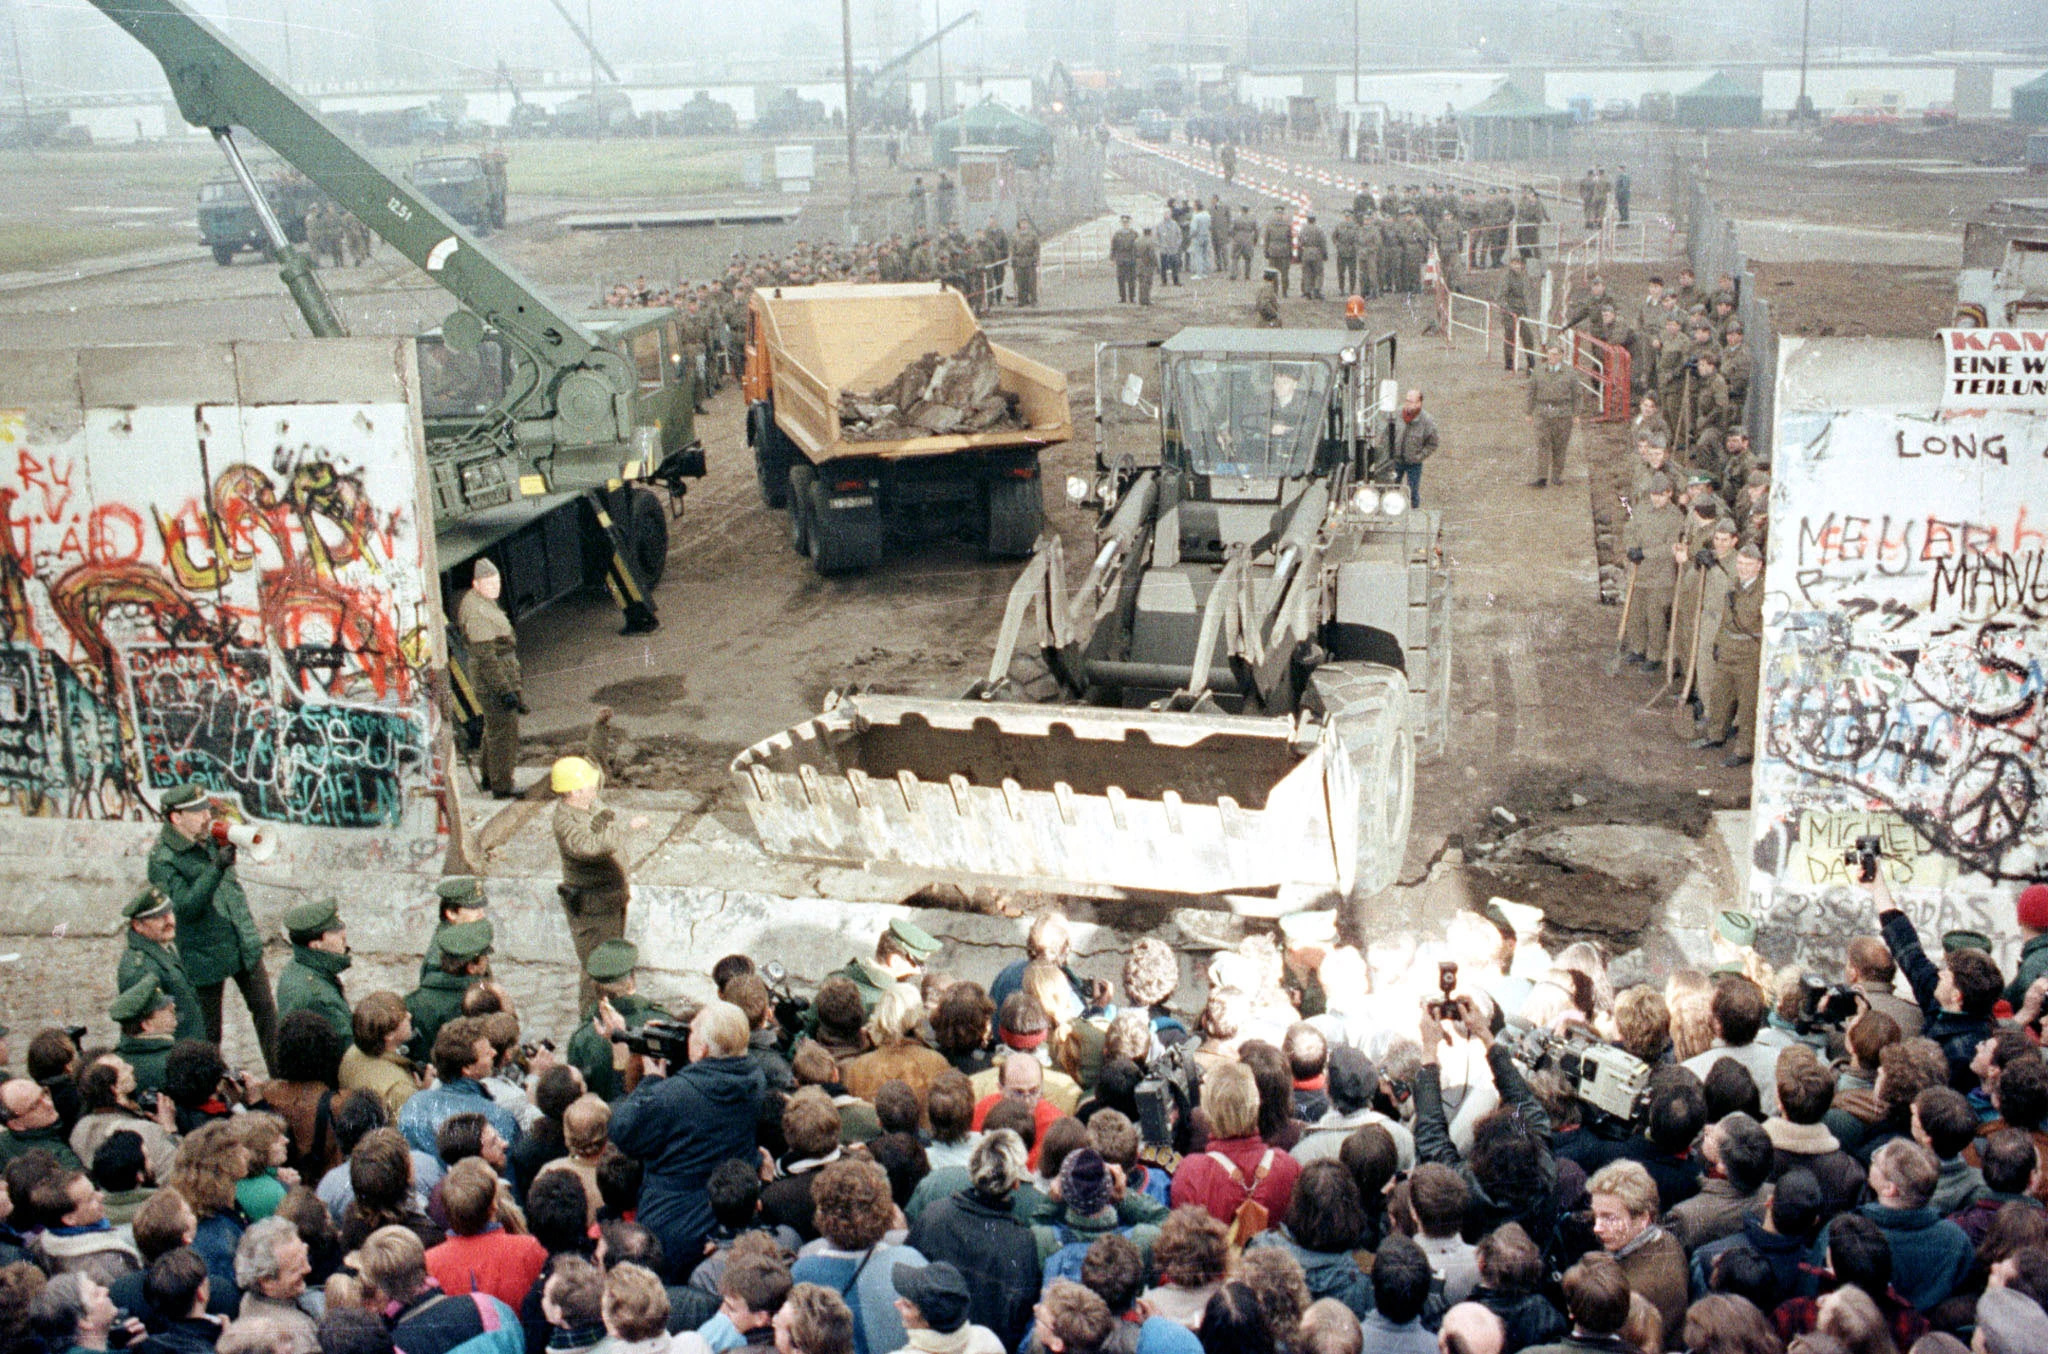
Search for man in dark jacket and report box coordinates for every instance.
[1686,1168,1827,1311]
[136,1249,222,1354]
[1386,389,1439,509]
[905,1129,1040,1352]
[1872,874,2000,1092]
[607,1000,764,1276]
[147,785,273,1073]
[1520,1253,1635,1354]
[1853,1138,1973,1313]
[1414,999,1559,1257]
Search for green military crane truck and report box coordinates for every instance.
[88,0,702,729]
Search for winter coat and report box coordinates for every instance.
[275,945,353,1041]
[1881,909,1994,1093]
[389,1288,525,1354]
[1247,1231,1373,1319]
[117,931,206,1044]
[609,1055,765,1267]
[1847,1202,1973,1311]
[791,1241,926,1354]
[905,1187,1040,1352]
[1473,1287,1567,1354]
[1415,1046,1559,1255]
[1168,1135,1298,1235]
[147,823,261,987]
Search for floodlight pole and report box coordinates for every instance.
[842,0,859,203]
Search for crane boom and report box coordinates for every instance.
[87,0,638,475]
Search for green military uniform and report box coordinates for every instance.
[148,787,274,1070]
[1109,221,1138,304]
[1133,234,1156,306]
[421,876,489,979]
[1012,222,1039,307]
[1526,355,1578,485]
[1331,217,1359,296]
[115,889,206,1045]
[1295,219,1327,300]
[1720,338,1753,419]
[1622,486,1685,664]
[110,973,179,1094]
[1496,266,1532,371]
[1230,213,1258,280]
[458,562,522,797]
[804,920,940,1035]
[564,941,672,1102]
[1670,491,1728,672]
[553,795,632,1012]
[404,919,491,1062]
[116,1034,175,1094]
[274,898,353,1042]
[1703,552,1766,760]
[1261,211,1293,296]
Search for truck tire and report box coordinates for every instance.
[806,479,884,575]
[1307,662,1415,907]
[751,405,793,510]
[787,464,815,556]
[627,487,668,587]
[210,245,236,267]
[983,472,1044,558]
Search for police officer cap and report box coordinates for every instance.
[1278,910,1338,947]
[586,939,639,982]
[284,898,342,942]
[1686,471,1716,487]
[1713,518,1740,538]
[435,876,488,909]
[1715,910,1756,947]
[160,784,209,812]
[123,886,172,921]
[1943,930,1993,955]
[888,918,941,959]
[109,973,171,1023]
[439,919,494,961]
[1696,350,1719,366]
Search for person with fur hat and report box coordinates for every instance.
[550,757,648,1012]
[458,557,525,799]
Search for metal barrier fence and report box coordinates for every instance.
[1434,271,1629,420]
[1674,154,1777,459]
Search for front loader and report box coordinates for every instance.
[731,327,1450,915]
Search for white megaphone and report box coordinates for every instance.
[224,822,278,864]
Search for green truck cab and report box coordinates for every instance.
[408,151,507,232]
[197,171,314,264]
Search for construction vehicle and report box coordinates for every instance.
[91,0,701,694]
[1955,199,2048,328]
[408,151,508,232]
[744,283,1070,574]
[731,328,1451,915]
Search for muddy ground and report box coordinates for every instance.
[0,119,2004,955]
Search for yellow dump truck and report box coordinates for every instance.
[742,282,1071,573]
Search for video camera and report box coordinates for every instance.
[1504,1020,1651,1124]
[621,1018,693,1066]
[1844,834,1884,885]
[761,961,812,1039]
[1134,1042,1200,1149]
[1796,974,1860,1034]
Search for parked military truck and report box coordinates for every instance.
[731,327,1450,914]
[744,282,1071,574]
[408,151,507,232]
[197,169,316,264]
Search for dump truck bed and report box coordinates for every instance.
[756,283,1070,462]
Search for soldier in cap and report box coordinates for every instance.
[420,876,490,979]
[1525,340,1578,487]
[567,940,674,1102]
[1620,474,1684,670]
[815,920,941,1027]
[274,899,352,1042]
[1255,268,1282,329]
[403,919,492,1063]
[458,558,525,799]
[552,757,649,1012]
[1296,214,1328,300]
[1262,205,1294,297]
[115,886,204,1046]
[1695,544,1766,767]
[1109,216,1138,304]
[145,786,272,1071]
[110,975,180,1096]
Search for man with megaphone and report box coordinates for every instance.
[146,784,276,1075]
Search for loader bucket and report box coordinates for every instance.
[730,694,1353,900]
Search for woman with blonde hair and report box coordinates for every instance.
[168,1120,251,1314]
[842,983,951,1112]
[1169,1062,1299,1236]
[1022,960,1105,1094]
[1666,971,1718,1062]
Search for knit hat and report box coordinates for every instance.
[1327,1045,1379,1115]
[2018,883,2048,933]
[1059,1148,1115,1217]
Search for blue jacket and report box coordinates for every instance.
[1687,1213,1814,1305]
[1847,1203,1973,1312]
[790,1242,925,1354]
[400,1079,523,1166]
[390,1286,524,1354]
[609,1055,764,1270]
[192,1213,245,1317]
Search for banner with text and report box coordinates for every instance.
[1940,328,2048,409]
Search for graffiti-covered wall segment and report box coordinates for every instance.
[0,341,440,829]
[1753,337,2047,963]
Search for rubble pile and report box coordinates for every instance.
[838,331,1025,440]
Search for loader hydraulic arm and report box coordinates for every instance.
[87,0,636,468]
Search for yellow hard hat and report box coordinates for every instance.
[550,756,602,794]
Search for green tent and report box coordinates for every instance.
[1675,72,1763,129]
[932,101,1054,169]
[1459,83,1574,161]
[2016,71,2048,126]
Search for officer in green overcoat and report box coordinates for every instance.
[404,919,492,1063]
[114,886,205,1046]
[146,784,274,1072]
[275,898,353,1043]
[566,940,673,1102]
[111,974,179,1095]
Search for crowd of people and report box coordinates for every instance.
[10,767,2048,1354]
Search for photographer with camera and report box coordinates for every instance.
[72,1051,179,1186]
[1863,870,2002,1093]
[606,1001,764,1276]
[1413,996,1559,1257]
[566,942,672,1103]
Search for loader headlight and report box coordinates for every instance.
[1350,486,1377,515]
[1380,489,1408,516]
[1066,475,1090,505]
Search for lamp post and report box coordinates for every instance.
[1795,0,1813,121]
[842,0,858,204]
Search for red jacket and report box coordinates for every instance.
[425,1229,548,1310]
[1169,1135,1299,1234]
